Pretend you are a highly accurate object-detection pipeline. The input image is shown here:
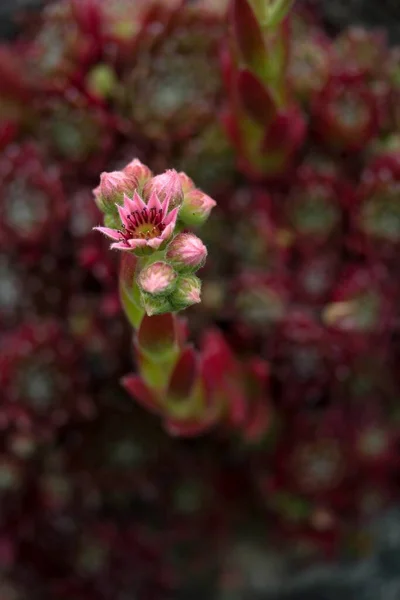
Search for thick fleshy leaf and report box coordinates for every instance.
[176,316,189,348]
[200,329,236,396]
[121,374,161,415]
[237,69,276,126]
[220,108,243,152]
[137,313,177,359]
[261,105,306,154]
[165,413,219,437]
[167,346,198,400]
[72,0,103,36]
[230,0,265,70]
[225,380,248,427]
[267,0,294,28]
[243,399,271,441]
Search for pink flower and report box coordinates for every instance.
[94,190,179,252]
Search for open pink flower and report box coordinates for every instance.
[94,190,179,252]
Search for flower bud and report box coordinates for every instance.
[166,233,207,273]
[178,171,195,193]
[138,261,178,297]
[141,294,174,317]
[179,189,216,226]
[94,170,137,214]
[123,158,153,190]
[144,169,184,209]
[169,275,202,311]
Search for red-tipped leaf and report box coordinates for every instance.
[121,375,161,415]
[167,346,199,400]
[237,69,276,126]
[230,0,265,70]
[137,313,177,358]
[165,413,219,437]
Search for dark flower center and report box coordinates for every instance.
[120,207,165,241]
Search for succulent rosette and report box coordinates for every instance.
[349,153,400,259]
[119,2,224,143]
[0,321,92,440]
[0,45,37,150]
[312,74,380,152]
[0,144,67,251]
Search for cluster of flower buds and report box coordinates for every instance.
[94,159,216,315]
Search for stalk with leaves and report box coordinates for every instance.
[94,158,270,438]
[223,0,305,179]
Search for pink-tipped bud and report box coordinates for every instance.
[179,189,217,226]
[169,275,202,311]
[138,261,178,297]
[178,171,196,193]
[144,169,184,209]
[94,170,137,214]
[166,233,208,273]
[122,158,153,190]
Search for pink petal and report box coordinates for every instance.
[145,237,163,249]
[110,241,133,251]
[160,223,175,241]
[127,238,148,249]
[147,191,162,212]
[117,203,130,228]
[122,193,139,214]
[132,190,147,212]
[161,195,170,216]
[163,206,179,226]
[94,226,122,241]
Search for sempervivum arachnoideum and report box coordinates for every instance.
[0,320,93,441]
[0,144,67,253]
[37,90,116,176]
[119,2,224,144]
